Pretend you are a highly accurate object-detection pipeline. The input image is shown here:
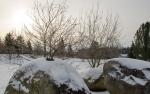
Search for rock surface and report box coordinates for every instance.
[85,74,106,91]
[65,58,107,92]
[103,58,150,94]
[4,58,91,94]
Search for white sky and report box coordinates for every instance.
[0,0,150,46]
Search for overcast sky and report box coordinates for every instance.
[0,0,150,46]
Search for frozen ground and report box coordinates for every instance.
[0,55,109,94]
[0,63,19,94]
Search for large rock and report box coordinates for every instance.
[81,67,106,91]
[5,58,91,94]
[84,74,106,91]
[72,62,106,91]
[67,59,107,91]
[103,58,150,94]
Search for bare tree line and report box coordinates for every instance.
[0,0,120,67]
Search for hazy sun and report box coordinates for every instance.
[11,9,31,29]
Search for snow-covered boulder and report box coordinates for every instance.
[5,58,91,94]
[65,59,107,91]
[81,67,106,91]
[103,58,150,94]
[84,74,106,91]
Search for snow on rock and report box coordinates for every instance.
[80,68,102,83]
[63,58,107,91]
[109,58,150,84]
[10,80,29,93]
[0,56,109,94]
[111,58,150,70]
[5,58,91,94]
[122,75,147,86]
[92,91,110,94]
[64,58,104,82]
[106,58,150,85]
[103,58,150,94]
[143,70,150,79]
[0,63,19,94]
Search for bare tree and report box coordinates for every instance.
[80,6,120,67]
[25,0,77,60]
[33,41,43,56]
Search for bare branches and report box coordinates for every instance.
[25,0,77,60]
[24,0,120,62]
[78,5,120,67]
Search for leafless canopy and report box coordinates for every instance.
[25,0,77,60]
[79,6,120,67]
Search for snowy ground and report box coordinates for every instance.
[0,63,19,94]
[0,55,109,94]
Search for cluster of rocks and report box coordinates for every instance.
[85,58,150,94]
[5,58,150,94]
